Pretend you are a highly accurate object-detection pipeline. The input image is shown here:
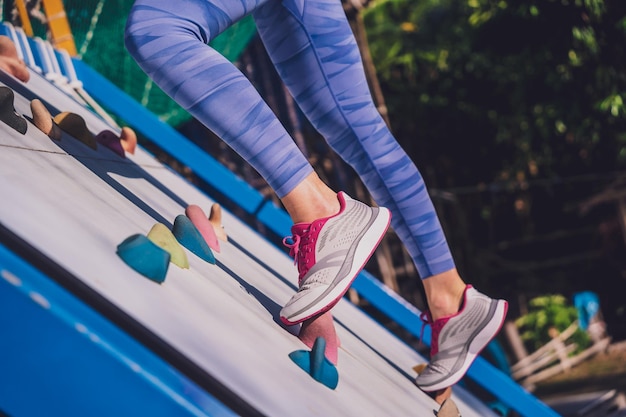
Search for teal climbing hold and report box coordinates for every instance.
[116,234,170,283]
[289,337,339,389]
[172,214,216,264]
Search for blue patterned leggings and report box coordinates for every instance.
[125,0,454,278]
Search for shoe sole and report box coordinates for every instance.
[280,207,391,325]
[418,299,509,392]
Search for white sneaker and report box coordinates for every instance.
[280,192,391,325]
[415,285,508,391]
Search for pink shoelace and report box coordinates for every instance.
[283,224,319,283]
[419,311,445,357]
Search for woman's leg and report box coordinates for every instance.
[254,0,507,391]
[254,0,458,293]
[125,0,391,332]
[125,0,312,200]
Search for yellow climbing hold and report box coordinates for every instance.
[147,223,189,269]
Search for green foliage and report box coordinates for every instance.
[515,294,591,353]
[363,1,626,324]
[363,0,626,186]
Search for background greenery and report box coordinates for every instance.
[362,0,626,340]
[516,294,590,352]
[364,0,626,185]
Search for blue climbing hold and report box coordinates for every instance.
[289,337,338,389]
[116,234,170,283]
[172,214,216,264]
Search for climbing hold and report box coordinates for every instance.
[436,399,461,417]
[0,86,27,134]
[147,223,189,269]
[414,363,453,405]
[96,129,125,158]
[289,337,338,389]
[209,203,228,242]
[172,214,216,264]
[413,363,427,374]
[30,99,62,140]
[185,205,220,253]
[53,111,97,149]
[120,126,137,154]
[299,311,339,365]
[116,234,170,283]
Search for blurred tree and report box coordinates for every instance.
[363,0,626,337]
[364,0,626,187]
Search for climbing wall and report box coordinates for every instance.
[0,52,503,416]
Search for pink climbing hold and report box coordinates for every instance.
[298,311,339,365]
[96,130,125,158]
[185,204,220,253]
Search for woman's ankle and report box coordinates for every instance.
[281,173,339,223]
[422,269,467,321]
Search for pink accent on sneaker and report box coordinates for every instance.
[280,192,391,325]
[420,311,451,357]
[186,204,221,253]
[421,285,479,357]
[283,218,331,284]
